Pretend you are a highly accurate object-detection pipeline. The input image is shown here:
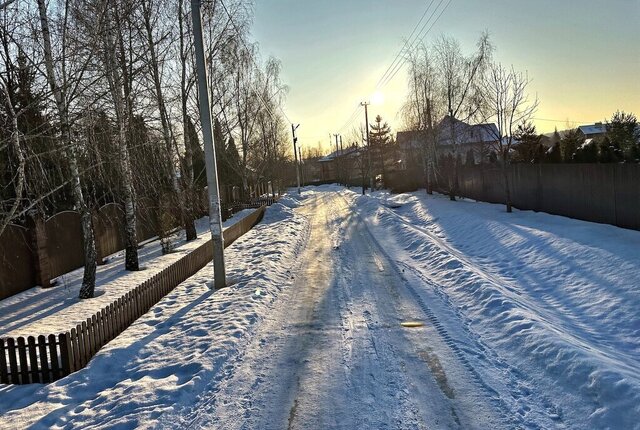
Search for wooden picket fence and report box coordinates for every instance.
[0,205,269,385]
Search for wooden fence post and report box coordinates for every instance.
[37,335,50,383]
[27,336,40,383]
[17,337,29,384]
[0,339,9,384]
[59,332,73,376]
[48,334,60,381]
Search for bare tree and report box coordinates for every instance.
[403,44,441,194]
[100,0,139,270]
[480,62,538,212]
[435,32,492,200]
[37,0,99,298]
[0,79,25,236]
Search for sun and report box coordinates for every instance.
[371,91,385,105]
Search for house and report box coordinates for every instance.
[396,130,425,170]
[396,117,499,168]
[317,145,362,182]
[577,122,607,140]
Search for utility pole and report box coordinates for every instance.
[298,146,304,186]
[361,101,373,191]
[333,133,340,184]
[291,123,301,194]
[339,135,346,187]
[191,0,225,289]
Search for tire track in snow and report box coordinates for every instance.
[336,194,562,429]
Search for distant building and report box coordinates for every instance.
[577,122,607,140]
[396,116,499,168]
[318,145,361,182]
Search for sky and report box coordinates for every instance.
[252,0,640,153]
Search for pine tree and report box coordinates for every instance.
[513,122,545,163]
[369,115,392,182]
[574,139,599,163]
[546,143,562,163]
[560,129,584,162]
[607,111,639,162]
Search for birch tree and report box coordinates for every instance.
[403,44,442,194]
[435,32,491,200]
[100,0,139,270]
[37,0,99,298]
[480,62,538,212]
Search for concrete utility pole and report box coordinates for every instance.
[333,133,340,184]
[339,135,346,187]
[298,146,304,186]
[361,101,373,191]
[192,0,226,289]
[291,123,301,194]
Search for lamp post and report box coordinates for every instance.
[192,0,225,289]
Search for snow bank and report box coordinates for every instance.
[0,201,308,429]
[344,188,640,429]
[0,210,255,338]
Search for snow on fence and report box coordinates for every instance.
[0,204,268,385]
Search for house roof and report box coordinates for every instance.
[578,123,606,136]
[437,116,498,145]
[318,145,360,162]
[396,130,424,150]
[396,117,499,149]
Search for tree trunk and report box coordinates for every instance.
[105,4,138,271]
[142,0,191,242]
[37,0,97,298]
[178,0,197,241]
[502,152,512,213]
[449,116,457,201]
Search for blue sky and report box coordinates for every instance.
[252,0,640,152]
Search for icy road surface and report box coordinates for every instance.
[169,191,502,429]
[1,186,638,429]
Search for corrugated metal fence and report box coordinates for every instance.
[432,164,640,231]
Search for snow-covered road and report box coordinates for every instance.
[166,192,514,429]
[2,186,638,429]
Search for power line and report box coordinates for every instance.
[378,0,452,89]
[335,0,452,135]
[375,0,437,89]
[338,104,363,134]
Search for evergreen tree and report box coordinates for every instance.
[369,115,392,181]
[560,129,584,162]
[598,136,624,163]
[573,139,599,163]
[512,122,545,163]
[606,111,639,162]
[545,143,562,163]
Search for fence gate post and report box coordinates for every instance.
[28,214,51,288]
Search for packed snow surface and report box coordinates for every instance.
[1,185,638,429]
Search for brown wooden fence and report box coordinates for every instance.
[0,205,268,385]
[0,185,280,301]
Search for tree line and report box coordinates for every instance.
[0,0,291,298]
[401,33,639,213]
